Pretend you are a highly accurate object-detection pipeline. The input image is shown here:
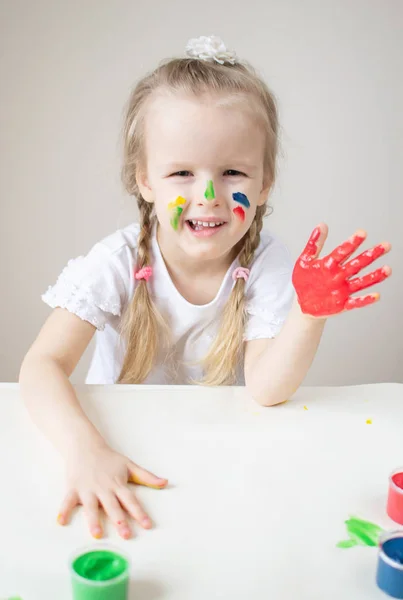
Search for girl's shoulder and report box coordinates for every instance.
[250,229,292,274]
[42,223,142,331]
[97,222,141,256]
[88,222,142,280]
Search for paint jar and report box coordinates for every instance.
[387,468,403,525]
[376,531,403,598]
[69,545,130,600]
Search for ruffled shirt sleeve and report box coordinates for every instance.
[244,234,295,341]
[41,241,129,331]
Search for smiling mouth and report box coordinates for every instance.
[187,219,226,231]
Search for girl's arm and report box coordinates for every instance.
[244,300,325,406]
[20,308,104,454]
[245,224,391,406]
[19,308,168,539]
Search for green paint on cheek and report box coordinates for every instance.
[170,206,183,230]
[336,516,383,548]
[204,180,215,200]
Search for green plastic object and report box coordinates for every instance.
[70,548,130,600]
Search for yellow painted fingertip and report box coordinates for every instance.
[57,513,65,526]
[145,479,168,489]
[145,483,166,489]
[92,530,103,539]
[129,474,167,489]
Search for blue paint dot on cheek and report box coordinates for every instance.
[232,192,250,208]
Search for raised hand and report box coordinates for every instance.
[292,224,391,318]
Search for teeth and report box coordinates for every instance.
[190,220,224,227]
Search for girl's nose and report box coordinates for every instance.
[197,179,221,207]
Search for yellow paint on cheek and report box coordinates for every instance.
[168,196,186,210]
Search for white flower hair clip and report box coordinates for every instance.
[185,35,238,65]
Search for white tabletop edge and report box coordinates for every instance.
[0,381,401,391]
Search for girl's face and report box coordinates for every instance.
[137,92,269,263]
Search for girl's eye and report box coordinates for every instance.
[171,171,192,177]
[169,170,247,177]
[225,170,246,176]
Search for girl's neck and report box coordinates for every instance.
[156,224,237,280]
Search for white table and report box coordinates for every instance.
[0,382,402,599]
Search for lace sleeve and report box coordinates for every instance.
[42,244,127,331]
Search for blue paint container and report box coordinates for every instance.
[377,531,403,598]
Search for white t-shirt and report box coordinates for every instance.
[42,223,294,385]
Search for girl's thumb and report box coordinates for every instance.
[128,463,168,489]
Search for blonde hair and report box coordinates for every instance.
[118,57,279,385]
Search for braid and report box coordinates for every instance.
[201,206,266,385]
[117,197,167,384]
[238,205,265,267]
[137,199,155,268]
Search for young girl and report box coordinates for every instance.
[19,35,391,540]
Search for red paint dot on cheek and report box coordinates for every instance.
[233,206,245,222]
[392,473,403,490]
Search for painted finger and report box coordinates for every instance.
[322,230,367,269]
[81,492,103,539]
[348,266,391,294]
[115,486,152,529]
[57,490,79,526]
[99,492,132,540]
[298,224,328,261]
[128,462,168,490]
[345,293,380,311]
[343,242,390,278]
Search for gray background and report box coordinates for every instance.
[1,0,401,384]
